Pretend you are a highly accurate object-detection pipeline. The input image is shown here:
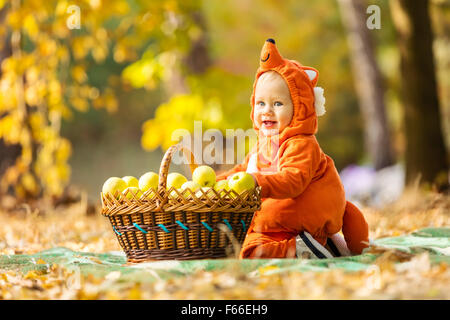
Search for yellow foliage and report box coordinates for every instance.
[70,97,89,112]
[141,120,163,151]
[21,172,39,195]
[38,38,57,57]
[23,14,39,38]
[7,11,22,30]
[0,0,211,198]
[71,66,88,83]
[0,114,21,143]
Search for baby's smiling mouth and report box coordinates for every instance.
[262,120,278,128]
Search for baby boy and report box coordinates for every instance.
[217,39,369,259]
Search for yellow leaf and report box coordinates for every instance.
[38,39,57,57]
[72,38,89,60]
[21,172,39,195]
[24,270,39,280]
[23,14,38,38]
[7,11,22,30]
[258,265,279,275]
[71,97,89,112]
[141,120,162,151]
[55,139,72,162]
[71,66,87,83]
[128,284,141,300]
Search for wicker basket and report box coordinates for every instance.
[101,143,261,263]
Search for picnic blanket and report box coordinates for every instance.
[1,227,449,282]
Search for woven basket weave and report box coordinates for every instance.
[101,143,261,263]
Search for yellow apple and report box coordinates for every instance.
[228,172,255,195]
[139,172,159,192]
[167,172,187,190]
[102,177,127,199]
[122,176,139,188]
[169,189,181,199]
[181,181,201,192]
[139,171,159,199]
[192,165,216,187]
[214,180,230,197]
[123,187,143,200]
[195,187,212,198]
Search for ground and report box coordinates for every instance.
[0,188,449,299]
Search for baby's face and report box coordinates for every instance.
[254,71,294,136]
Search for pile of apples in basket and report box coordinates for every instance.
[101,165,256,200]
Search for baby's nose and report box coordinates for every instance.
[262,104,275,114]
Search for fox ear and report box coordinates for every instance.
[304,69,317,81]
[303,67,319,86]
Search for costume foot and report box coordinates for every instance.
[295,231,333,259]
[326,233,352,257]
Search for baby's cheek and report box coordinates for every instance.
[284,105,294,126]
[253,114,261,128]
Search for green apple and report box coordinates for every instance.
[214,180,230,197]
[192,165,216,187]
[166,172,187,190]
[102,177,127,199]
[228,172,256,195]
[123,186,143,200]
[195,187,212,198]
[139,172,159,192]
[139,171,159,199]
[169,189,181,199]
[181,181,201,192]
[122,176,139,188]
[177,181,200,199]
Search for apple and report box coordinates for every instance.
[139,172,159,192]
[181,180,201,192]
[228,172,256,196]
[139,171,159,199]
[123,186,143,200]
[169,188,185,199]
[122,176,139,188]
[169,181,201,200]
[102,177,127,199]
[166,172,187,190]
[195,187,212,198]
[192,165,216,187]
[214,180,230,197]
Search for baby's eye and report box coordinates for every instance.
[256,101,265,107]
[274,101,283,107]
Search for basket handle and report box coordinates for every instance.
[157,142,198,194]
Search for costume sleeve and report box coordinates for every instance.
[252,137,321,199]
[216,152,252,181]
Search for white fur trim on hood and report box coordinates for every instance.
[314,87,326,116]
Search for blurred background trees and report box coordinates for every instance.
[338,0,394,170]
[390,0,449,191]
[0,0,448,203]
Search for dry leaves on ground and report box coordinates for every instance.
[0,188,449,299]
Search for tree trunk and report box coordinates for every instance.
[338,0,394,170]
[390,0,449,191]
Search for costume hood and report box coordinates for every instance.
[250,39,326,170]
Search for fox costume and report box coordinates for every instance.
[217,39,369,259]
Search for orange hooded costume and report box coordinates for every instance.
[217,39,369,258]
